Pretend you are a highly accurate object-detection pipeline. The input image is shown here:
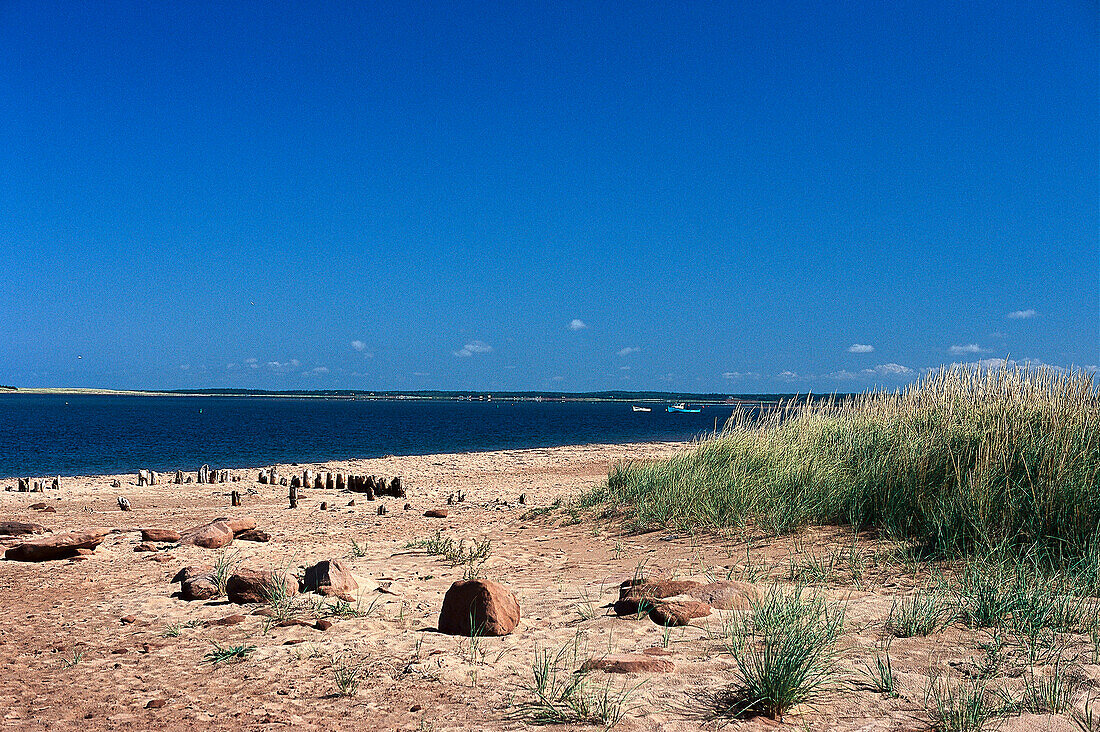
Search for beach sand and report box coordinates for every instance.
[0,442,1085,731]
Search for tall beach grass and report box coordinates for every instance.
[588,364,1100,558]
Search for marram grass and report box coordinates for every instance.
[589,364,1100,557]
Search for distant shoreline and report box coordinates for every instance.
[0,386,827,406]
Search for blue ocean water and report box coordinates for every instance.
[0,394,736,478]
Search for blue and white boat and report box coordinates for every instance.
[667,403,701,413]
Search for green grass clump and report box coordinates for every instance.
[590,364,1100,559]
[887,587,953,637]
[717,585,844,720]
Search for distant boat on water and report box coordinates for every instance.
[631,405,651,412]
[667,403,701,413]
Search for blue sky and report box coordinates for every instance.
[1,1,1096,392]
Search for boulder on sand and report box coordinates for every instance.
[5,529,109,561]
[141,528,181,543]
[226,568,299,604]
[178,520,234,549]
[177,517,257,549]
[648,599,712,627]
[438,579,520,636]
[234,528,270,543]
[580,654,674,673]
[0,521,47,536]
[171,565,219,600]
[615,579,703,615]
[302,558,358,598]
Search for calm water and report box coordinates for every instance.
[0,394,735,478]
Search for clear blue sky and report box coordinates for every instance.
[1,1,1096,392]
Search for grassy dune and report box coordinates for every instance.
[589,364,1100,558]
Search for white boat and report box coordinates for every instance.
[631,405,651,412]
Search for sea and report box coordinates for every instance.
[0,394,738,478]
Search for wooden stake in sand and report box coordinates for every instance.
[231,490,241,507]
[288,484,298,509]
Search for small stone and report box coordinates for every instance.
[314,619,333,631]
[403,503,411,511]
[410,704,422,712]
[145,699,167,709]
[303,558,358,596]
[205,614,246,627]
[642,647,676,656]
[120,615,137,624]
[134,543,157,552]
[424,509,448,518]
[580,654,674,673]
[234,529,270,542]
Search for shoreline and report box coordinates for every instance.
[0,439,693,485]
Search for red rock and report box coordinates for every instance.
[0,521,47,536]
[580,654,674,673]
[642,647,676,656]
[275,618,313,628]
[302,558,358,596]
[28,502,48,510]
[5,529,108,561]
[120,615,137,624]
[226,568,299,604]
[438,579,520,636]
[424,509,448,518]
[234,528,270,542]
[689,580,758,611]
[171,565,212,583]
[134,543,157,552]
[218,516,256,534]
[145,699,167,709]
[141,528,181,543]
[315,619,333,631]
[40,506,56,513]
[615,579,703,615]
[251,606,276,617]
[148,554,172,563]
[177,520,234,549]
[111,647,129,655]
[649,599,712,627]
[171,566,219,601]
[205,614,246,627]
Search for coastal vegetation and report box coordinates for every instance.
[589,363,1100,560]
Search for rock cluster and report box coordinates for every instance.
[614,577,756,626]
[178,516,258,549]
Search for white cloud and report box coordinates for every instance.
[949,344,985,356]
[179,364,190,371]
[454,340,493,357]
[867,363,913,376]
[551,375,564,382]
[412,371,430,377]
[722,371,760,380]
[266,359,301,371]
[351,340,366,351]
[619,365,630,371]
[1007,309,1036,319]
[777,370,802,381]
[617,346,640,357]
[847,344,875,353]
[568,319,587,331]
[244,357,259,369]
[306,366,329,375]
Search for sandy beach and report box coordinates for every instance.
[0,441,1090,731]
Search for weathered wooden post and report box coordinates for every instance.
[198,464,210,483]
[288,484,298,509]
[231,490,241,507]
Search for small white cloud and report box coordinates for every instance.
[306,366,329,375]
[865,363,913,376]
[454,340,493,357]
[722,371,760,380]
[351,340,366,351]
[848,344,875,353]
[617,346,640,357]
[777,370,802,381]
[949,344,986,356]
[619,365,630,371]
[1007,309,1036,320]
[179,364,190,371]
[412,371,430,377]
[568,319,587,331]
[244,357,258,364]
[265,359,301,372]
[551,375,564,381]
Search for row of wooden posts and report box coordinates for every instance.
[262,468,406,499]
[14,477,60,492]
